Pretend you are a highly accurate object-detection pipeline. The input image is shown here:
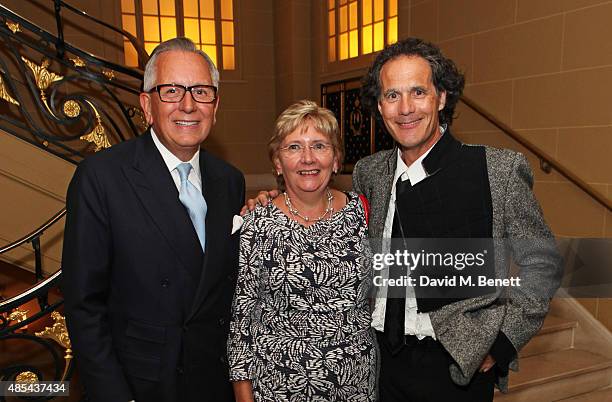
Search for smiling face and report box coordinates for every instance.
[273,121,339,198]
[139,50,218,161]
[378,55,446,165]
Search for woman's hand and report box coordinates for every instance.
[240,189,280,215]
[232,380,255,402]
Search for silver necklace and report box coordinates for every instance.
[283,188,334,223]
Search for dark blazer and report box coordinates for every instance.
[353,132,562,391]
[62,131,245,402]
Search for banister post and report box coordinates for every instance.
[54,0,65,59]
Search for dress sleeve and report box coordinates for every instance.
[228,212,261,381]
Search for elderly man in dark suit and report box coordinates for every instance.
[353,38,562,401]
[62,37,244,402]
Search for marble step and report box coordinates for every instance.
[494,349,612,401]
[556,387,612,401]
[520,315,577,357]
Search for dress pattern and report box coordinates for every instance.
[228,192,376,401]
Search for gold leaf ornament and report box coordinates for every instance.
[63,100,81,117]
[35,311,71,350]
[35,312,73,381]
[6,21,21,34]
[21,57,63,116]
[15,371,38,383]
[8,309,28,323]
[102,69,115,80]
[0,74,19,105]
[80,101,111,151]
[69,56,86,68]
[21,57,63,92]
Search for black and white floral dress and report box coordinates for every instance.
[228,191,376,401]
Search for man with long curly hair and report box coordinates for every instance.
[354,37,562,401]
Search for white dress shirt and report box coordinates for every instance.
[371,128,446,340]
[151,128,202,192]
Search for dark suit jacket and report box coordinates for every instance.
[61,131,245,402]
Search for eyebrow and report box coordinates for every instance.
[383,86,428,95]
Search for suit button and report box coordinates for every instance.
[218,317,226,326]
[227,274,235,282]
[177,366,184,375]
[161,278,170,287]
[219,355,227,365]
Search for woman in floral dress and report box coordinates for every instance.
[228,100,376,401]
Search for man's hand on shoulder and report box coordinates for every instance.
[240,189,279,215]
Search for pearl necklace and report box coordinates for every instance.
[283,189,334,223]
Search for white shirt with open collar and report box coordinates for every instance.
[371,127,446,340]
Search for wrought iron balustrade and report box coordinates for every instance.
[0,1,148,164]
[0,209,72,400]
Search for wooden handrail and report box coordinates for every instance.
[460,95,611,213]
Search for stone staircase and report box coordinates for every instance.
[495,299,612,401]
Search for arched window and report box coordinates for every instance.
[328,0,397,62]
[121,0,236,70]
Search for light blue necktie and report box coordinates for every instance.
[176,163,207,252]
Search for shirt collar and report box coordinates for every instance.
[151,127,201,180]
[393,125,445,186]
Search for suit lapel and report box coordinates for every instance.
[122,131,203,280]
[370,149,396,238]
[186,151,227,321]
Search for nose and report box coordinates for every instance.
[399,94,415,115]
[300,146,315,163]
[179,90,196,113]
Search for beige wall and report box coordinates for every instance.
[204,0,277,174]
[0,131,74,275]
[3,0,124,64]
[402,0,612,330]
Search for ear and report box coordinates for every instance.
[139,92,154,125]
[273,155,282,175]
[438,90,447,111]
[333,155,340,173]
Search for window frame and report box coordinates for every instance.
[326,0,398,65]
[120,0,241,79]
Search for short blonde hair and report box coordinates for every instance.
[268,100,344,190]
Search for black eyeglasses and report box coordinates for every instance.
[149,84,217,103]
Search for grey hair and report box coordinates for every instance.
[142,37,220,92]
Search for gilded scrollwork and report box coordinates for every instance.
[35,311,71,350]
[80,100,111,151]
[21,56,63,116]
[0,6,143,163]
[0,74,19,105]
[102,69,115,80]
[6,21,20,34]
[15,371,39,383]
[35,311,73,381]
[63,100,81,118]
[8,309,28,325]
[69,56,86,68]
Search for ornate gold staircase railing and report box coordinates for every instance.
[0,1,147,164]
[1,210,70,397]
